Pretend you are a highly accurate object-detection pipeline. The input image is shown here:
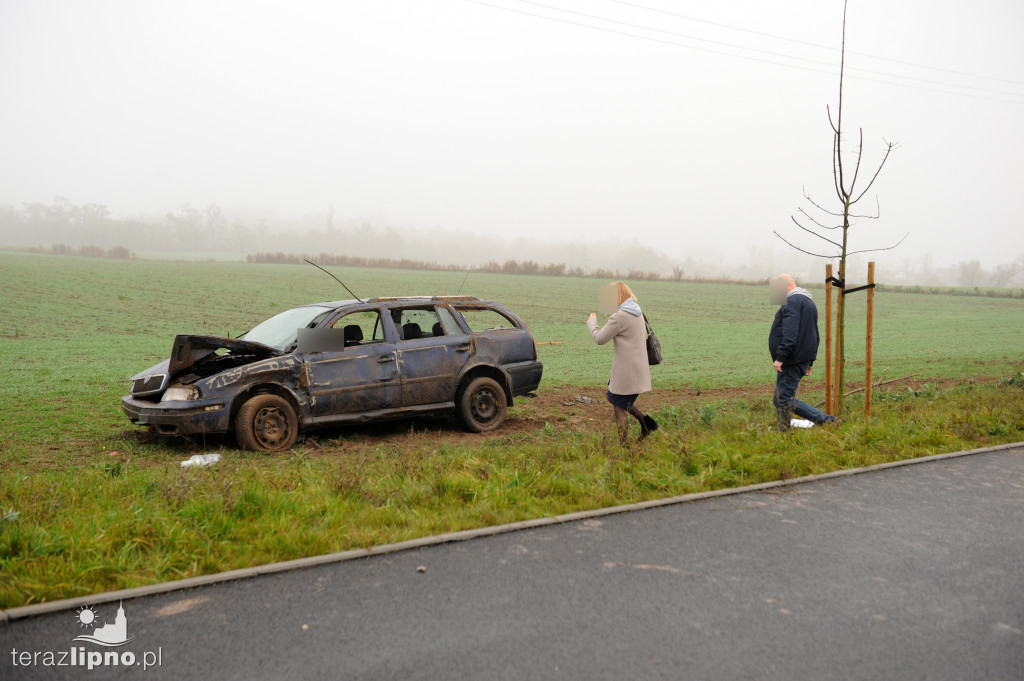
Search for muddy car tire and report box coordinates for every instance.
[457,376,507,433]
[235,394,299,451]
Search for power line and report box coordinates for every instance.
[463,0,839,77]
[604,0,1024,87]
[463,0,1024,104]
[512,0,846,67]
[504,0,1024,98]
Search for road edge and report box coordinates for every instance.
[3,440,1021,624]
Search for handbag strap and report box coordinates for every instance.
[643,313,653,336]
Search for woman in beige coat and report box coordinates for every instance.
[587,282,658,443]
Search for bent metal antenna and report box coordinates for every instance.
[456,269,472,296]
[303,259,365,302]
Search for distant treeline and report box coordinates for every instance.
[9,245,1022,298]
[0,196,686,277]
[246,251,682,282]
[245,252,1024,298]
[3,196,1023,289]
[876,284,1024,299]
[27,243,137,259]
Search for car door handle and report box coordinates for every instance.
[456,344,470,352]
[377,355,394,363]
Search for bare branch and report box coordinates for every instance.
[851,140,897,204]
[846,232,909,255]
[827,104,838,135]
[803,187,845,217]
[837,0,847,147]
[791,216,843,247]
[827,133,843,200]
[834,128,845,201]
[797,206,843,230]
[848,196,881,219]
[773,230,839,259]
[834,0,848,199]
[849,127,864,191]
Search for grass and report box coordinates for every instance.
[3,381,1022,607]
[1,251,1023,607]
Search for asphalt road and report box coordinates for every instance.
[3,447,1023,680]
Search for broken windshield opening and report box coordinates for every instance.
[240,305,333,350]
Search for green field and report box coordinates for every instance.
[1,251,1023,607]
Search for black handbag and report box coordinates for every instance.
[643,314,663,366]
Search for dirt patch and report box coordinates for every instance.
[283,385,770,458]
[98,377,991,466]
[524,384,766,412]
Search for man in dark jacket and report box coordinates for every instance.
[768,274,836,431]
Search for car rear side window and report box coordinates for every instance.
[456,307,518,332]
[436,306,463,335]
[393,308,446,341]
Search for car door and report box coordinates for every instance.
[452,304,532,364]
[301,307,400,417]
[392,305,469,407]
[437,304,473,377]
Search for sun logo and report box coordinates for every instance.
[75,606,98,629]
[72,601,132,646]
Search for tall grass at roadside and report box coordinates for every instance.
[2,379,1022,608]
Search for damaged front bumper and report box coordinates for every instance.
[121,394,231,436]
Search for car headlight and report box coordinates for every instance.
[161,385,200,402]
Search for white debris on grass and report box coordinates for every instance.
[181,453,222,467]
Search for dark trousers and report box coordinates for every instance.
[773,362,831,430]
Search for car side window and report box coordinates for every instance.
[331,310,385,347]
[436,306,464,335]
[456,307,518,332]
[393,307,445,341]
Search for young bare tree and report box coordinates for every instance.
[773,0,905,416]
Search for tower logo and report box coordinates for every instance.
[72,601,134,647]
[8,600,162,672]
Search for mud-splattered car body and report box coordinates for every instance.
[121,296,543,450]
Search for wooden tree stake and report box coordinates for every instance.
[865,261,876,418]
[825,264,834,416]
[833,279,844,417]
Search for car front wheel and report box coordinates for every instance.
[235,394,299,451]
[457,376,507,433]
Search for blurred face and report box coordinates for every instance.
[599,284,618,314]
[769,278,789,305]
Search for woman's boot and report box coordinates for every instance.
[628,405,658,440]
[639,414,659,439]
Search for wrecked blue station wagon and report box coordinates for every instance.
[121,296,543,451]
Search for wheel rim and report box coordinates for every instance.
[253,406,291,448]
[470,387,500,424]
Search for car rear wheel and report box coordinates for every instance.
[235,394,299,451]
[457,376,507,433]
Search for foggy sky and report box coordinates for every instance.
[1,0,1022,268]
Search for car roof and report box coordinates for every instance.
[301,296,488,308]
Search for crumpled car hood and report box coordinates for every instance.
[167,334,283,374]
[129,358,171,383]
[128,335,285,392]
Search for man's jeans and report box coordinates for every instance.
[773,362,832,430]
